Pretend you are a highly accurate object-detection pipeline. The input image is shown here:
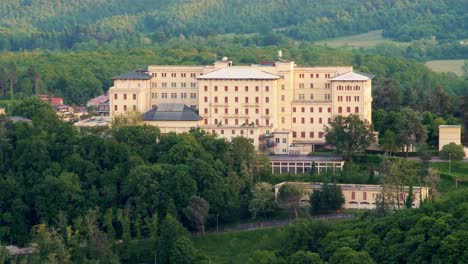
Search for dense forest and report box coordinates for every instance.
[0,0,466,51]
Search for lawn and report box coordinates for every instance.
[193,227,286,264]
[430,161,468,194]
[315,30,409,48]
[425,60,466,76]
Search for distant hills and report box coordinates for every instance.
[0,0,466,51]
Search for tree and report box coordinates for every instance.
[324,114,375,160]
[309,183,345,214]
[440,143,465,161]
[182,196,209,234]
[247,250,278,264]
[277,184,304,218]
[32,224,71,264]
[329,247,375,264]
[287,250,323,264]
[159,214,189,264]
[380,130,399,155]
[397,108,426,155]
[169,236,195,264]
[424,168,440,201]
[249,182,276,219]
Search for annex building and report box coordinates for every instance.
[108,52,373,154]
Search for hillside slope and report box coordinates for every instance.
[0,0,466,50]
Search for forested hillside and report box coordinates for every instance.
[0,0,466,51]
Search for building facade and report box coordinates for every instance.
[108,54,373,154]
[274,182,429,210]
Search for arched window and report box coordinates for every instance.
[355,107,359,113]
[338,107,342,113]
[347,107,351,113]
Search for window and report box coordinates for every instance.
[351,192,355,200]
[292,131,297,138]
[281,95,285,101]
[255,108,259,114]
[225,108,228,114]
[133,94,136,100]
[245,86,249,92]
[162,82,167,88]
[171,93,177,99]
[214,86,218,92]
[215,119,218,124]
[204,119,208,125]
[235,119,239,125]
[152,73,157,77]
[282,138,287,143]
[181,82,186,88]
[190,93,196,99]
[245,97,249,103]
[256,119,259,125]
[325,83,331,89]
[162,73,167,77]
[255,97,259,103]
[114,94,118,100]
[319,132,323,138]
[319,107,322,113]
[281,107,285,112]
[235,86,239,92]
[310,132,314,138]
[225,97,228,103]
[266,119,269,125]
[221,129,224,134]
[224,86,228,92]
[293,117,296,123]
[204,86,208,92]
[124,105,127,111]
[325,73,330,78]
[310,107,313,113]
[124,94,127,100]
[171,73,176,77]
[293,107,296,113]
[355,96,360,102]
[338,96,343,102]
[214,108,218,114]
[316,74,319,78]
[151,93,157,99]
[310,83,314,89]
[255,86,259,92]
[151,82,157,88]
[132,105,136,111]
[301,132,306,138]
[265,86,269,92]
[301,117,305,124]
[265,109,269,115]
[299,73,305,78]
[114,105,117,111]
[225,119,228,125]
[204,97,208,102]
[325,94,331,100]
[171,82,176,88]
[328,118,331,123]
[214,97,218,103]
[190,82,196,88]
[162,93,168,98]
[310,118,313,124]
[245,108,249,114]
[355,107,359,113]
[347,107,351,113]
[301,107,305,113]
[363,192,367,200]
[265,97,269,103]
[328,107,331,113]
[319,118,322,124]
[204,108,208,114]
[232,130,236,135]
[338,107,342,113]
[281,117,285,123]
[235,97,238,103]
[181,93,187,99]
[235,108,239,114]
[299,83,305,89]
[299,94,305,100]
[190,73,196,77]
[281,84,285,90]
[310,94,314,100]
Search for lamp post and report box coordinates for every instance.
[449,152,452,174]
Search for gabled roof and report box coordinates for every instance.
[197,66,280,80]
[330,71,374,81]
[142,104,202,121]
[111,71,151,80]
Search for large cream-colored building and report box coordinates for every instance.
[108,53,373,154]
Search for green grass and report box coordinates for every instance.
[193,227,286,264]
[430,162,468,194]
[315,30,410,48]
[425,60,466,76]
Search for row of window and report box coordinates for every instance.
[337,85,361,91]
[151,82,198,88]
[113,93,137,100]
[152,93,197,99]
[292,117,331,124]
[204,96,270,104]
[337,96,360,102]
[338,107,360,114]
[114,105,137,111]
[298,73,332,78]
[205,108,270,115]
[292,131,324,139]
[298,83,332,89]
[204,85,270,92]
[212,129,255,136]
[293,106,331,113]
[296,93,331,101]
[206,118,270,126]
[150,73,198,78]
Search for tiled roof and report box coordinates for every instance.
[87,94,109,106]
[142,104,202,121]
[330,71,374,81]
[198,66,280,80]
[111,71,151,80]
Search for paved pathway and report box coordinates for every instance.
[194,213,356,236]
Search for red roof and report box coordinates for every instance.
[50,98,64,105]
